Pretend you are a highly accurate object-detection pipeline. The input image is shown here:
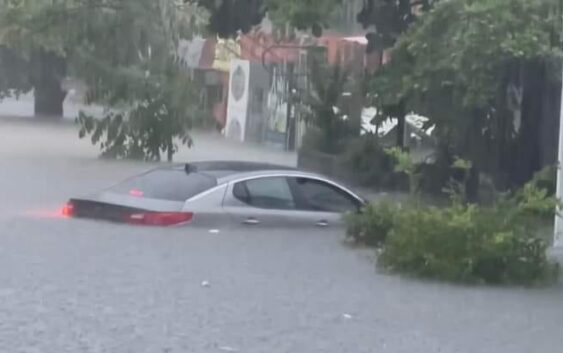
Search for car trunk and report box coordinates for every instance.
[67,193,192,226]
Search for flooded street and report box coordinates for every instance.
[1,118,563,353]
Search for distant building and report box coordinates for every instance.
[179,2,385,151]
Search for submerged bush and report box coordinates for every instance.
[378,204,559,285]
[345,201,399,247]
[346,179,560,286]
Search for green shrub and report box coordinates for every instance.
[345,201,399,247]
[345,163,560,286]
[529,165,556,197]
[378,203,559,285]
[342,135,404,188]
[513,178,559,219]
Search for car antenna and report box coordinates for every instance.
[185,163,197,174]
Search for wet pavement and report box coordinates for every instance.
[1,117,563,353]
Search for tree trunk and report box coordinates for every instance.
[167,143,174,162]
[31,50,67,119]
[488,63,515,190]
[34,80,66,118]
[538,66,560,168]
[512,61,544,186]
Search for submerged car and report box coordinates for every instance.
[63,160,366,227]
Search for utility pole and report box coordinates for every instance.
[554,1,563,248]
[554,66,563,247]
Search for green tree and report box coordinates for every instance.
[0,0,72,116]
[303,60,350,154]
[188,0,342,38]
[372,0,562,188]
[0,46,31,99]
[356,0,439,148]
[74,0,203,161]
[0,0,202,118]
[0,0,203,161]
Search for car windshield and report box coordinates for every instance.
[2,0,563,352]
[108,169,217,202]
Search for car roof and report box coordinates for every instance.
[216,169,333,183]
[167,160,324,183]
[186,160,296,173]
[154,160,365,202]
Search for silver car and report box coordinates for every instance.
[64,161,366,228]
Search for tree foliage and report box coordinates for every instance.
[371,0,562,187]
[73,0,203,161]
[302,60,351,154]
[358,0,438,53]
[0,0,204,160]
[77,56,198,161]
[265,0,341,36]
[188,0,341,38]
[0,0,75,113]
[0,46,31,99]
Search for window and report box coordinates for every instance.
[233,177,295,210]
[293,178,359,213]
[108,169,217,202]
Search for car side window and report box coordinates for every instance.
[233,177,296,210]
[292,177,360,213]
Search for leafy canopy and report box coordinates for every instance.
[0,0,205,160]
[188,0,342,37]
[370,0,560,146]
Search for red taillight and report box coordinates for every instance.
[129,189,144,197]
[61,202,75,217]
[126,212,193,226]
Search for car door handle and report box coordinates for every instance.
[243,218,260,225]
[316,220,329,227]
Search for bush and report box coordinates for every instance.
[346,180,560,286]
[342,135,404,188]
[529,165,556,197]
[378,203,559,285]
[345,201,399,247]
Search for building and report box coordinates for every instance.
[180,2,382,151]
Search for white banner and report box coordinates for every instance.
[225,60,250,142]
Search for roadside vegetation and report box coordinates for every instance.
[346,152,560,286]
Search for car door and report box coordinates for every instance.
[182,184,233,228]
[223,176,313,228]
[288,177,363,228]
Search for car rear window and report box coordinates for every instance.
[108,169,217,202]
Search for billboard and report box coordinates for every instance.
[225,60,250,142]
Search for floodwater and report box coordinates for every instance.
[1,117,563,353]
